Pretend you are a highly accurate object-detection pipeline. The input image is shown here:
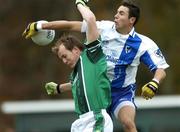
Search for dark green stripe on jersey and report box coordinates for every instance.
[71,60,89,115]
[93,112,105,132]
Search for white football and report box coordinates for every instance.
[31,21,55,46]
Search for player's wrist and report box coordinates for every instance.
[36,22,42,31]
[56,84,61,94]
[76,0,87,6]
[152,78,159,84]
[147,79,159,94]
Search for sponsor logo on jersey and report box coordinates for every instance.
[154,49,164,59]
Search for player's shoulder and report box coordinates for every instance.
[98,20,114,24]
[96,20,115,29]
[136,32,157,46]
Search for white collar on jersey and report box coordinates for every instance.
[129,27,136,38]
[112,24,136,38]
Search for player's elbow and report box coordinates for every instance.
[84,14,96,23]
[160,68,166,78]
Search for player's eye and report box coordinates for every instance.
[62,55,67,59]
[119,11,124,15]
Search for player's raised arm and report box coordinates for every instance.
[22,20,82,39]
[41,21,82,32]
[76,0,99,44]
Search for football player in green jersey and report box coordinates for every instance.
[44,0,113,132]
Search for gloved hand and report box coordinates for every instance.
[141,80,159,100]
[76,0,89,6]
[22,22,38,39]
[45,82,58,95]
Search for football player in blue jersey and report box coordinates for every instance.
[22,0,169,131]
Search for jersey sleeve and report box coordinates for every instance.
[81,20,114,33]
[85,38,104,63]
[140,38,169,72]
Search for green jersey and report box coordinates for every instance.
[70,39,111,115]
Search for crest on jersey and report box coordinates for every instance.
[125,45,132,53]
[154,49,164,59]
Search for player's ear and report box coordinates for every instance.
[72,46,81,55]
[130,17,136,25]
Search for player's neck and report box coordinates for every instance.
[116,26,132,35]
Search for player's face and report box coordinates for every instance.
[114,6,132,33]
[57,44,80,68]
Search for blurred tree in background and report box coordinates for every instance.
[0,0,179,131]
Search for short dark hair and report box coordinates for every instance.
[52,34,84,54]
[121,0,140,26]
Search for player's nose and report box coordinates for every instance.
[63,59,68,65]
[114,13,118,19]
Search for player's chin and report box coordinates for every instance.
[114,24,119,30]
[69,63,75,69]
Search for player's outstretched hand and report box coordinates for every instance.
[22,22,38,39]
[75,0,89,6]
[45,82,58,95]
[141,80,159,100]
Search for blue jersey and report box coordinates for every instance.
[82,20,169,89]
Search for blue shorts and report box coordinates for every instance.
[109,84,137,118]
